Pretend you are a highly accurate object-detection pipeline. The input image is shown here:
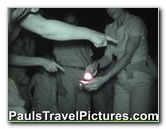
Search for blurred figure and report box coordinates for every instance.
[53,13,93,113]
[85,8,158,117]
[8,8,117,115]
[27,55,58,115]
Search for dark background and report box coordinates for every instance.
[35,8,158,63]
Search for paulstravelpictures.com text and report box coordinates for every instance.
[8,111,159,122]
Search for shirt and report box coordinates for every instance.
[9,8,39,46]
[8,8,37,84]
[105,12,150,63]
[53,40,93,67]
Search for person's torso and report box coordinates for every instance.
[8,31,36,83]
[106,12,150,63]
[53,40,93,67]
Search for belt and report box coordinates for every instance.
[124,58,158,79]
[61,65,86,70]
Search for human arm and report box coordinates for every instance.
[20,13,118,47]
[9,54,65,72]
[85,23,116,75]
[85,44,113,76]
[85,36,142,91]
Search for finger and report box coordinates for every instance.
[102,39,107,47]
[84,82,95,88]
[89,67,94,73]
[87,80,96,85]
[85,65,91,72]
[87,87,97,91]
[48,68,55,72]
[99,37,107,47]
[84,83,91,89]
[106,35,118,43]
[55,64,65,72]
[94,43,100,48]
[46,68,52,72]
[52,67,58,72]
[84,86,94,91]
[93,71,97,76]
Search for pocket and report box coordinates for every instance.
[125,68,134,79]
[146,59,158,79]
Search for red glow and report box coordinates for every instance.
[84,72,93,81]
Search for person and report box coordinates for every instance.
[90,61,117,113]
[9,8,118,48]
[85,8,158,117]
[8,78,27,116]
[27,55,58,115]
[8,8,117,114]
[9,8,118,74]
[53,13,93,113]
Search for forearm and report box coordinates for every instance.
[97,56,112,69]
[41,20,92,41]
[21,14,91,41]
[103,37,142,82]
[104,55,131,82]
[9,54,44,67]
[96,44,113,69]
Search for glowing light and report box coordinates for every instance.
[84,72,93,81]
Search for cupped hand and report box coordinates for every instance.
[85,64,98,76]
[84,76,105,91]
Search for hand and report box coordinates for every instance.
[90,31,118,48]
[41,58,65,72]
[85,63,98,76]
[84,76,105,91]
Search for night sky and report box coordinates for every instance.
[35,8,158,62]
